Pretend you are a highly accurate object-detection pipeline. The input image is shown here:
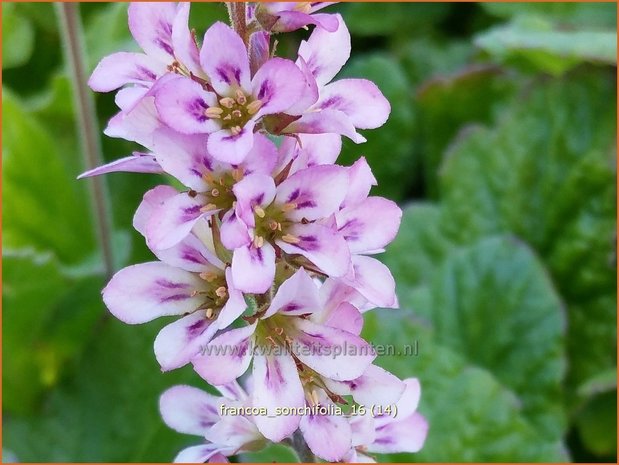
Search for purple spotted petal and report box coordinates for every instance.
[324,365,406,408]
[88,52,166,92]
[317,79,390,130]
[77,152,162,179]
[232,173,276,227]
[252,353,304,442]
[299,399,352,461]
[239,133,278,176]
[337,197,402,254]
[368,412,428,454]
[133,185,179,237]
[251,57,311,117]
[102,262,204,324]
[155,76,220,135]
[193,324,256,385]
[231,242,276,294]
[151,129,211,191]
[276,223,351,278]
[291,318,376,381]
[200,22,251,95]
[263,268,321,318]
[249,31,270,75]
[160,384,223,436]
[220,210,251,250]
[174,444,233,463]
[271,10,339,33]
[207,121,256,164]
[283,109,365,143]
[154,232,223,273]
[343,157,377,208]
[275,164,348,221]
[171,2,202,76]
[128,2,177,62]
[146,191,214,250]
[297,13,350,87]
[343,255,397,309]
[154,310,219,371]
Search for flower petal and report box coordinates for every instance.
[215,380,248,401]
[220,209,252,250]
[128,2,177,62]
[154,311,219,371]
[367,412,428,454]
[291,318,376,381]
[299,401,352,461]
[171,2,202,76]
[337,197,402,254]
[174,444,232,463]
[133,185,179,237]
[292,133,342,173]
[155,76,220,134]
[321,302,364,336]
[251,57,309,116]
[277,223,351,278]
[343,157,376,208]
[232,173,276,227]
[207,121,256,164]
[217,268,248,328]
[239,133,278,176]
[205,416,262,450]
[200,22,251,95]
[231,242,276,294]
[88,52,166,92]
[297,14,350,87]
[263,268,321,318]
[276,165,348,221]
[324,365,406,408]
[160,384,222,436]
[350,412,376,447]
[317,79,390,130]
[271,10,339,33]
[102,262,204,324]
[283,109,365,143]
[77,152,162,179]
[193,324,256,385]
[252,352,304,442]
[151,128,211,191]
[146,191,213,250]
[343,256,397,309]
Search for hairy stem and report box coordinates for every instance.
[292,430,315,462]
[227,2,249,46]
[56,3,115,277]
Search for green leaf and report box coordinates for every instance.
[2,250,103,414]
[575,390,617,457]
[84,3,136,69]
[3,320,212,461]
[339,54,416,200]
[2,91,96,263]
[439,72,617,403]
[475,17,617,76]
[2,3,35,70]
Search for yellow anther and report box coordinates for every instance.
[205,308,214,319]
[246,99,263,115]
[281,234,301,244]
[223,114,232,121]
[219,97,235,108]
[232,168,244,181]
[274,327,284,336]
[282,202,297,212]
[203,172,215,184]
[211,188,220,197]
[254,206,266,218]
[253,235,265,248]
[230,126,242,136]
[215,286,227,298]
[231,109,242,119]
[268,220,279,231]
[235,89,247,105]
[200,203,218,212]
[199,271,218,282]
[204,106,224,119]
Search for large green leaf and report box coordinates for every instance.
[439,72,617,403]
[339,54,417,200]
[2,92,96,263]
[475,16,617,76]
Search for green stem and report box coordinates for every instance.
[56,3,115,278]
[292,430,316,463]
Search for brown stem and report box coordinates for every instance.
[227,2,249,46]
[56,3,115,278]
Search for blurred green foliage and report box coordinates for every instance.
[2,2,616,463]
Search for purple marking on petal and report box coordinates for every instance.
[156,38,174,55]
[134,66,158,81]
[257,79,273,101]
[186,319,208,336]
[319,96,343,110]
[340,218,361,241]
[374,436,394,445]
[215,64,242,86]
[251,247,264,263]
[182,204,202,221]
[296,200,317,209]
[155,279,190,289]
[297,235,320,252]
[282,302,301,313]
[190,168,202,177]
[287,189,301,202]
[161,293,192,303]
[187,99,209,123]
[265,357,284,388]
[252,193,264,206]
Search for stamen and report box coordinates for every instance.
[268,220,279,231]
[204,106,224,119]
[281,234,301,244]
[235,89,247,105]
[203,172,215,184]
[219,97,235,108]
[253,235,265,248]
[231,109,242,119]
[282,202,297,212]
[230,126,242,136]
[254,206,266,218]
[215,286,227,298]
[205,308,214,319]
[232,168,244,181]
[223,114,232,121]
[199,271,218,282]
[200,203,218,212]
[211,188,220,197]
[274,327,284,336]
[246,100,263,115]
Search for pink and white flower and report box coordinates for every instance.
[252,2,339,33]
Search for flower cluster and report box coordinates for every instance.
[84,2,427,462]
